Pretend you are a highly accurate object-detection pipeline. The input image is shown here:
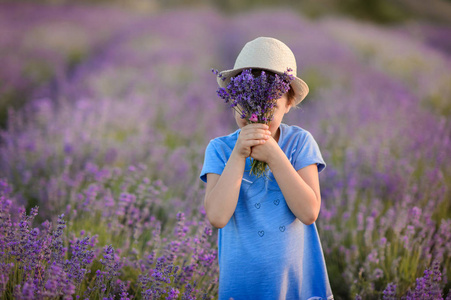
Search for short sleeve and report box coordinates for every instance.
[199,140,227,183]
[293,132,326,173]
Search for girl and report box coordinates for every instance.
[200,37,333,300]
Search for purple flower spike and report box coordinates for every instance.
[213,68,294,177]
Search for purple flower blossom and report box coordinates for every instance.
[213,68,294,123]
[383,282,397,300]
[212,68,294,176]
[167,287,180,300]
[403,260,444,299]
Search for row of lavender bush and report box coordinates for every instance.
[0,3,140,127]
[1,5,450,299]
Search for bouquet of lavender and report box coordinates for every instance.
[213,68,294,177]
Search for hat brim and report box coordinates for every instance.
[216,67,309,106]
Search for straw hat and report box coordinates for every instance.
[217,37,309,105]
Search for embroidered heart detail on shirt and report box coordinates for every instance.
[279,226,286,232]
[254,203,261,209]
[273,199,280,206]
[258,230,264,237]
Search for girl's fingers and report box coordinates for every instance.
[241,132,269,140]
[243,139,266,147]
[241,128,271,138]
[245,124,269,131]
[241,125,269,135]
[245,122,269,128]
[248,132,271,140]
[237,125,271,152]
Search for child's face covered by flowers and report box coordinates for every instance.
[235,92,291,141]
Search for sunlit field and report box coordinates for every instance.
[0,3,450,299]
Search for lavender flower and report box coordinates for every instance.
[383,282,397,300]
[51,214,67,264]
[64,236,95,285]
[213,68,294,177]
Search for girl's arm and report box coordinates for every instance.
[204,150,244,229]
[269,153,321,225]
[251,138,321,225]
[204,124,271,228]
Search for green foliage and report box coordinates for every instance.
[337,0,409,23]
[0,89,28,129]
[22,60,55,85]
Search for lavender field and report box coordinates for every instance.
[0,3,450,299]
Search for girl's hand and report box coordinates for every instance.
[233,123,271,159]
[250,135,280,163]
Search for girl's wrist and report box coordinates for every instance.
[231,148,248,161]
[267,146,285,168]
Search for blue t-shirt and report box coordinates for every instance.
[200,123,333,300]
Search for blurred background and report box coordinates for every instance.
[1,0,451,128]
[0,0,450,299]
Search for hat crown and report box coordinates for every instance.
[216,36,309,105]
[233,37,297,76]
